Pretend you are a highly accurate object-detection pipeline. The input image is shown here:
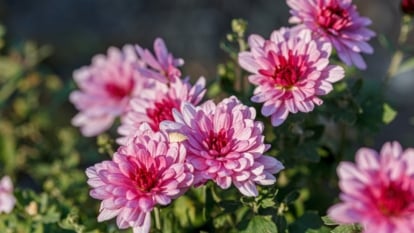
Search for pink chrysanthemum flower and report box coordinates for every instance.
[136,38,184,83]
[70,45,151,137]
[86,125,194,233]
[287,0,376,69]
[238,28,344,126]
[117,77,206,145]
[161,96,284,197]
[328,141,414,232]
[0,176,15,214]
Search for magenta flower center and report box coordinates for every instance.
[317,4,351,32]
[204,129,229,157]
[146,98,179,131]
[375,181,414,216]
[259,51,306,89]
[129,157,158,192]
[105,79,134,99]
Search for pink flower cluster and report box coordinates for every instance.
[80,38,284,233]
[67,1,414,233]
[328,142,414,232]
[70,39,184,137]
[0,176,15,214]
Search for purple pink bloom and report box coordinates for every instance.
[136,38,184,83]
[287,0,375,69]
[117,77,206,145]
[86,125,194,233]
[238,27,344,126]
[0,176,15,214]
[328,141,414,232]
[70,45,150,137]
[161,96,284,197]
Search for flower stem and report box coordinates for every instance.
[154,207,161,230]
[386,15,413,81]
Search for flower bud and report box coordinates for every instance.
[401,0,414,15]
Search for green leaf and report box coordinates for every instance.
[40,205,61,224]
[239,215,277,233]
[289,211,323,233]
[331,224,362,233]
[274,215,287,233]
[260,198,276,209]
[306,226,332,233]
[0,131,16,174]
[321,216,337,226]
[382,103,397,124]
[58,210,85,232]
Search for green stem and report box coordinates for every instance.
[386,15,413,81]
[154,207,161,231]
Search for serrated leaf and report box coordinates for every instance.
[239,215,277,233]
[382,103,397,124]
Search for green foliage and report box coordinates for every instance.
[239,215,277,233]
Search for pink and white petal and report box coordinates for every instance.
[216,176,232,189]
[337,162,370,184]
[0,176,13,192]
[328,203,361,224]
[324,66,345,83]
[97,208,122,222]
[238,52,260,74]
[355,148,380,170]
[234,180,258,197]
[133,212,152,233]
[270,105,289,127]
[402,149,414,175]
